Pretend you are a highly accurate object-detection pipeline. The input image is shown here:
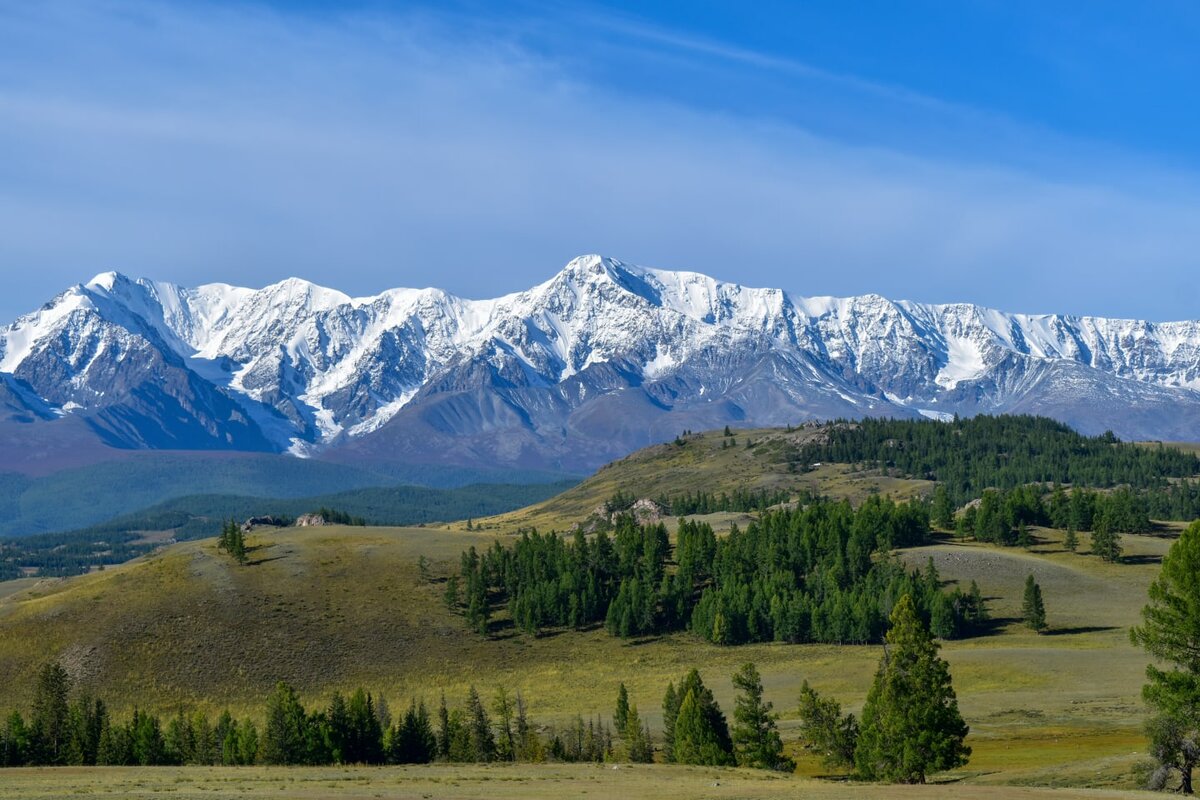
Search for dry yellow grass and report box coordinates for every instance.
[0,763,1165,800]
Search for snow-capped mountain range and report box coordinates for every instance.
[3,254,1200,474]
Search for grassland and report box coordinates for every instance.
[468,426,933,534]
[0,763,1164,800]
[1,425,1190,794]
[0,517,1175,791]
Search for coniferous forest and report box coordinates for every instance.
[789,415,1200,513]
[450,496,988,644]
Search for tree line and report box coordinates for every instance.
[787,415,1200,513]
[448,495,988,644]
[940,484,1145,561]
[2,592,969,784]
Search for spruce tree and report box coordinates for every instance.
[1021,574,1047,633]
[1131,521,1200,793]
[730,662,791,771]
[855,594,970,783]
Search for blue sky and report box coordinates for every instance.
[1,0,1198,323]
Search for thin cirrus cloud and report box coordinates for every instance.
[0,0,1197,327]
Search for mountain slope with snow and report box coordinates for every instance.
[2,255,1198,473]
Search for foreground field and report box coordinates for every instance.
[0,764,1162,800]
[0,520,1176,790]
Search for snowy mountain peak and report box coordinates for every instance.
[3,255,1200,470]
[85,270,124,292]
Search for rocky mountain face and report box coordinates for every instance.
[3,255,1199,474]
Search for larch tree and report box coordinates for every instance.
[730,662,791,771]
[796,680,858,770]
[1131,520,1200,793]
[1021,574,1048,633]
[29,661,71,765]
[855,594,970,783]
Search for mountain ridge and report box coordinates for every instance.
[3,254,1200,473]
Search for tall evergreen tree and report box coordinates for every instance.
[622,704,653,763]
[1063,526,1079,553]
[260,682,309,765]
[661,682,678,763]
[797,680,858,770]
[730,662,791,771]
[492,687,516,762]
[346,688,384,764]
[29,661,71,765]
[1021,574,1047,633]
[672,689,734,766]
[465,686,496,762]
[855,594,970,783]
[613,683,630,739]
[931,486,955,530]
[2,711,30,767]
[1131,520,1200,793]
[666,670,733,766]
[436,692,451,760]
[1090,518,1122,563]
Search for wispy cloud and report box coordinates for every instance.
[0,0,1197,324]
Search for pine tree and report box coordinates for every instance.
[797,680,858,769]
[436,693,451,761]
[668,670,734,766]
[1063,526,1079,553]
[613,683,630,743]
[465,686,495,762]
[260,682,308,765]
[1090,517,1122,562]
[327,692,350,763]
[623,704,653,763]
[661,682,678,761]
[217,519,247,564]
[1021,574,1047,633]
[29,661,71,765]
[492,687,516,762]
[1131,521,1200,793]
[672,689,734,766]
[730,662,791,771]
[1016,522,1033,549]
[931,486,955,530]
[855,594,970,783]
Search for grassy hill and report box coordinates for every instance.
[468,425,934,534]
[0,520,1177,789]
